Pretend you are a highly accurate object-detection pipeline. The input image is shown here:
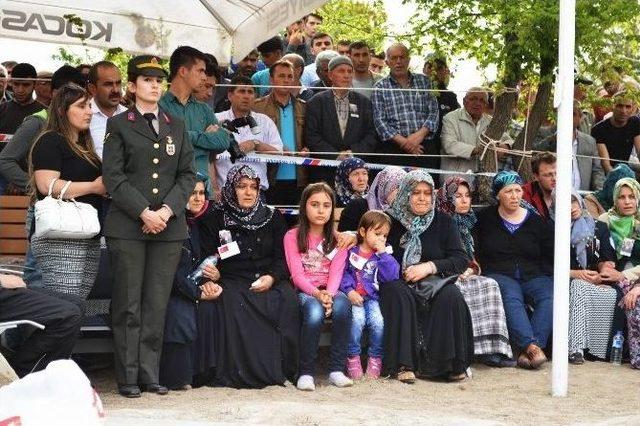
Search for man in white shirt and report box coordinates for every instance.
[214,76,283,196]
[87,61,126,158]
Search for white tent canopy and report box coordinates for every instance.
[0,0,328,60]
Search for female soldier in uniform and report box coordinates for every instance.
[103,55,195,398]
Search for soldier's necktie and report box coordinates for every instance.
[143,113,158,137]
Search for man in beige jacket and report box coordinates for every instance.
[441,87,512,178]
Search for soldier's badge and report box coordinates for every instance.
[166,143,176,156]
[166,136,173,144]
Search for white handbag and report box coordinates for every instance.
[33,179,100,239]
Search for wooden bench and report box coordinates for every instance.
[0,196,29,257]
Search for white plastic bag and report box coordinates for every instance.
[0,360,105,425]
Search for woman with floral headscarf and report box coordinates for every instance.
[382,170,474,383]
[334,157,369,207]
[436,176,514,367]
[474,170,554,370]
[599,177,640,369]
[198,164,299,388]
[338,166,406,232]
[564,189,624,365]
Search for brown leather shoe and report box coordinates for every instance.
[517,352,532,369]
[526,344,547,369]
[397,369,416,384]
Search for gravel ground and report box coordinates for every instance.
[91,361,640,425]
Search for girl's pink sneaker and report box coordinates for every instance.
[346,355,363,380]
[366,356,382,379]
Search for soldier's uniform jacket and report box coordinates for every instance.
[102,108,195,241]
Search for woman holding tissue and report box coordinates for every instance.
[198,164,299,388]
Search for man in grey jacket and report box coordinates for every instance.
[440,87,512,178]
[534,101,604,191]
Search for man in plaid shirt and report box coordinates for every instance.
[371,43,439,168]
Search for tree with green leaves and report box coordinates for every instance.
[405,0,640,198]
[316,0,389,52]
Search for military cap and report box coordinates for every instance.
[127,55,167,78]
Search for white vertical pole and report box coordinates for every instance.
[552,0,576,397]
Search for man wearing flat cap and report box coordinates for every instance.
[103,54,195,398]
[305,55,379,184]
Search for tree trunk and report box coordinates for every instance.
[511,79,552,181]
[476,31,522,203]
[511,54,555,181]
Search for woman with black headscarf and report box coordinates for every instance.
[159,174,218,390]
[198,164,299,388]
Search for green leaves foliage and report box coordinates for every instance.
[317,0,389,52]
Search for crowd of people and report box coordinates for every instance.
[1,12,640,399]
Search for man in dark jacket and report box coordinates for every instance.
[305,56,379,184]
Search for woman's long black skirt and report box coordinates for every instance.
[380,280,474,378]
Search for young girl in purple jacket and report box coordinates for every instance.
[341,210,400,379]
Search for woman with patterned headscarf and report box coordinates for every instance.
[338,166,406,232]
[474,170,554,370]
[599,177,640,369]
[584,163,634,218]
[436,176,514,367]
[382,170,474,383]
[197,164,299,388]
[334,157,369,207]
[564,189,624,365]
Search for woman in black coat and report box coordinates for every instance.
[197,164,299,389]
[159,176,218,390]
[383,170,473,383]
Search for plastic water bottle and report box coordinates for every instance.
[610,331,624,365]
[188,255,220,282]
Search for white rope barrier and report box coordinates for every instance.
[216,151,498,177]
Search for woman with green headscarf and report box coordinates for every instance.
[584,164,635,218]
[599,177,640,369]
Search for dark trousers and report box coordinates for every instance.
[107,238,183,385]
[0,287,82,377]
[298,291,351,376]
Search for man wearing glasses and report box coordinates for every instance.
[523,152,557,220]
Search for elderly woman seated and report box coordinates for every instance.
[197,164,299,388]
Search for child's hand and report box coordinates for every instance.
[347,290,364,306]
[373,239,386,254]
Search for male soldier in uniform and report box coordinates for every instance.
[102,55,195,398]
